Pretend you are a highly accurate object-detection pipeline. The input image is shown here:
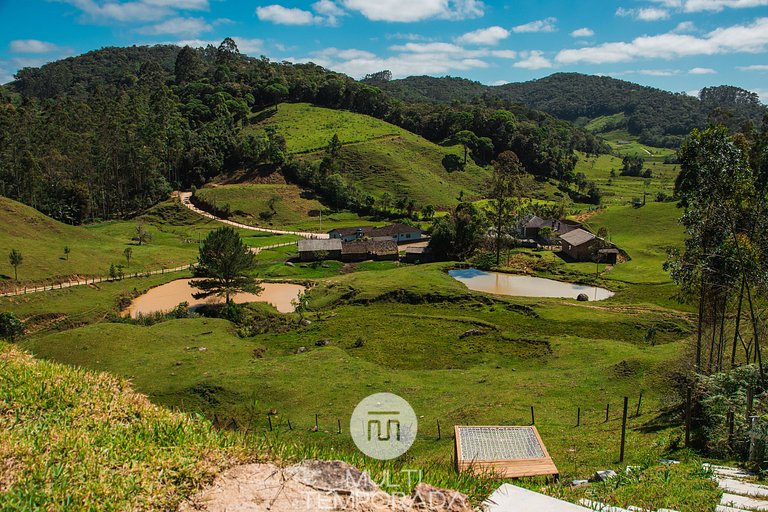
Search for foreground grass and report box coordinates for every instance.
[0,343,248,510]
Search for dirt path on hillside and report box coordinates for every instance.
[179,460,471,512]
[178,192,329,239]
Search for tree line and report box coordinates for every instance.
[1,40,605,224]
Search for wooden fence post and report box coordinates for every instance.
[577,407,581,427]
[437,420,442,440]
[620,397,629,463]
[268,415,273,432]
[531,406,535,425]
[685,386,692,448]
[605,403,610,423]
[636,392,643,417]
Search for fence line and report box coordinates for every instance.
[0,264,195,298]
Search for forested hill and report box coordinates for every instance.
[367,73,767,147]
[0,41,606,225]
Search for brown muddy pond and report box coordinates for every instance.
[126,279,306,318]
[449,268,614,301]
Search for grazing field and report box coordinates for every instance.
[601,130,677,160]
[195,184,380,231]
[584,202,685,285]
[250,103,492,208]
[20,263,693,485]
[575,152,679,206]
[0,196,292,287]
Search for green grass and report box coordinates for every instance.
[575,152,679,206]
[250,103,492,208]
[585,113,627,133]
[20,262,693,482]
[0,343,249,510]
[195,184,381,231]
[601,130,677,160]
[0,196,290,287]
[249,103,407,155]
[583,202,685,285]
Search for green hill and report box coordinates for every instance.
[370,73,766,148]
[249,103,493,208]
[0,196,283,286]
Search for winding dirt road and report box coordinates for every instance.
[178,192,329,239]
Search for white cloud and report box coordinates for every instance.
[686,88,701,97]
[571,27,594,38]
[655,0,768,12]
[556,17,768,65]
[256,5,321,25]
[9,40,66,53]
[753,88,768,103]
[313,0,346,16]
[738,64,768,70]
[61,0,208,23]
[492,50,517,59]
[138,16,211,36]
[512,17,557,33]
[672,21,697,32]
[689,66,717,74]
[616,7,670,20]
[490,80,508,85]
[514,50,552,69]
[300,40,494,78]
[340,0,483,22]
[457,26,510,45]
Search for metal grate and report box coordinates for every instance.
[458,427,545,461]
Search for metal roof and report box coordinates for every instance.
[298,239,342,252]
[559,228,596,247]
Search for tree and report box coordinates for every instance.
[0,312,24,342]
[421,204,435,220]
[63,246,70,260]
[452,130,478,165]
[174,46,204,84]
[429,202,486,260]
[326,134,342,158]
[191,226,261,304]
[486,151,524,265]
[123,247,133,264]
[442,154,464,172]
[134,224,152,246]
[8,249,22,280]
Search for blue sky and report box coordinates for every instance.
[1,0,768,101]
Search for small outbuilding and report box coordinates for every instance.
[297,239,343,262]
[404,246,434,264]
[329,224,423,244]
[559,229,601,262]
[328,226,375,242]
[523,216,582,240]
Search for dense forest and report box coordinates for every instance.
[0,41,605,224]
[367,73,767,148]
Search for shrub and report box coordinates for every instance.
[0,312,25,342]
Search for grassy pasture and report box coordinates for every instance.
[0,196,290,286]
[575,152,679,206]
[249,103,492,208]
[195,183,381,231]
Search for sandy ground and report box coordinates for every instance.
[180,460,472,512]
[127,279,306,317]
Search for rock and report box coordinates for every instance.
[411,483,473,512]
[571,480,590,487]
[287,460,378,495]
[301,319,312,326]
[198,347,207,352]
[285,261,295,267]
[315,339,331,347]
[593,470,618,482]
[296,346,307,354]
[459,329,486,339]
[577,293,589,302]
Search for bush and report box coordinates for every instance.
[0,312,25,342]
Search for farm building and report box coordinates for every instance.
[523,216,582,240]
[297,239,342,262]
[328,226,375,242]
[404,246,434,264]
[559,228,617,263]
[341,240,399,262]
[329,223,422,244]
